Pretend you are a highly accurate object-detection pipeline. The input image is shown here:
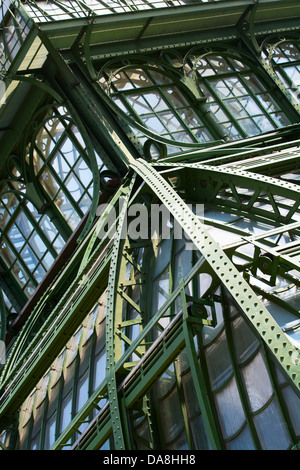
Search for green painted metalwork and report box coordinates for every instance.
[52,253,208,450]
[130,158,300,392]
[0,221,114,422]
[0,0,300,452]
[78,179,128,274]
[180,283,223,449]
[0,289,7,342]
[105,177,135,450]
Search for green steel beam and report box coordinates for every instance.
[105,177,135,450]
[130,158,300,392]
[53,254,208,450]
[37,0,300,54]
[153,160,300,225]
[0,234,113,424]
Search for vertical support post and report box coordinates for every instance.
[105,178,134,450]
[180,284,223,450]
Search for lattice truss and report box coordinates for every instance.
[0,0,300,451]
[1,146,300,449]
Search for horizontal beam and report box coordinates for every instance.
[39,0,300,54]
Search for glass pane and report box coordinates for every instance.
[153,238,171,277]
[182,370,200,418]
[93,351,106,390]
[142,114,166,133]
[28,233,47,257]
[282,386,300,435]
[215,377,245,438]
[167,430,189,450]
[242,351,273,412]
[165,87,190,107]
[226,425,255,450]
[151,267,169,316]
[158,386,185,442]
[254,399,291,450]
[231,316,260,363]
[127,68,154,88]
[127,94,153,115]
[156,363,176,399]
[76,370,89,412]
[190,415,211,450]
[174,246,192,289]
[44,413,56,449]
[205,330,233,390]
[60,391,72,432]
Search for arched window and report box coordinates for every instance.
[0,106,106,301]
[99,63,217,156]
[263,39,300,106]
[0,175,65,297]
[189,51,291,138]
[98,50,292,158]
[29,106,105,230]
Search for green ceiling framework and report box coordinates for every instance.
[0,0,300,451]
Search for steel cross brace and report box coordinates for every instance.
[130,158,300,393]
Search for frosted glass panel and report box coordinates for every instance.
[182,370,200,417]
[232,316,259,363]
[254,399,291,450]
[215,377,245,438]
[159,387,185,442]
[226,425,255,450]
[190,415,211,450]
[76,370,89,412]
[206,330,233,390]
[156,363,176,399]
[44,413,56,449]
[282,386,300,435]
[242,351,273,412]
[167,431,189,450]
[60,391,72,432]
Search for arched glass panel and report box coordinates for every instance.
[264,40,300,105]
[0,176,65,297]
[30,106,105,230]
[99,50,292,158]
[190,53,291,138]
[0,106,106,300]
[99,65,215,156]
